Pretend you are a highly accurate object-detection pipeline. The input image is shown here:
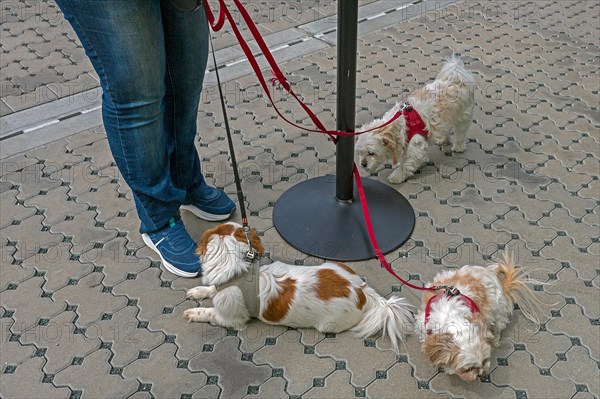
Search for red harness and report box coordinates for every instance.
[424,287,480,335]
[402,103,429,143]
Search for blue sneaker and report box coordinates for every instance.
[181,184,236,221]
[141,217,200,278]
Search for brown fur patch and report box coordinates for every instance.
[334,262,356,275]
[379,125,400,165]
[355,287,367,310]
[423,332,460,366]
[197,224,235,256]
[262,278,296,322]
[315,269,351,301]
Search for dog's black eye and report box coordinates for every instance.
[368,151,375,156]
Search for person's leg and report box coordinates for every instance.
[55,0,186,234]
[55,0,199,277]
[159,0,236,220]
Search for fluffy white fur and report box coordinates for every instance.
[183,222,414,351]
[415,253,544,382]
[356,55,476,183]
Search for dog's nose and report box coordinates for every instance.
[361,161,367,168]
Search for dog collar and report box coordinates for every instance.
[402,102,428,143]
[424,287,480,335]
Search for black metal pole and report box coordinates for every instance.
[335,1,358,202]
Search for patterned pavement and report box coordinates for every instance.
[1,1,599,398]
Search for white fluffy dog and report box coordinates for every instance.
[356,56,475,184]
[183,222,414,351]
[415,253,543,382]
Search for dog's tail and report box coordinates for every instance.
[435,55,475,86]
[350,288,413,352]
[495,251,545,325]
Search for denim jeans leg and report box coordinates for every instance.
[160,2,210,201]
[55,0,190,234]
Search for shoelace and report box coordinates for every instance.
[166,218,191,250]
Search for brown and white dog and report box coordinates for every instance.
[356,55,475,184]
[183,222,414,351]
[415,253,543,382]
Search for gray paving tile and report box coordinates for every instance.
[54,348,139,398]
[0,357,71,399]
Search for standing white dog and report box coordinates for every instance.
[183,223,414,351]
[356,55,475,183]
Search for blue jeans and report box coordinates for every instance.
[56,0,210,234]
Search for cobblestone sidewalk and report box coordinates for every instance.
[1,1,599,399]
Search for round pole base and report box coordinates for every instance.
[273,176,415,261]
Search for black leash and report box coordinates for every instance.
[209,35,256,262]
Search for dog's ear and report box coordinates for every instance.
[381,129,400,165]
[198,224,235,256]
[423,332,460,367]
[248,228,265,256]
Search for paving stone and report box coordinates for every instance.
[83,305,163,368]
[248,376,287,399]
[0,188,36,228]
[54,348,138,398]
[493,184,555,222]
[5,162,62,200]
[20,244,94,292]
[42,160,111,198]
[491,350,576,398]
[315,330,396,388]
[0,317,36,367]
[86,237,151,287]
[50,210,118,256]
[552,345,599,397]
[303,370,358,399]
[541,236,598,281]
[103,208,144,250]
[538,207,597,249]
[492,210,557,251]
[546,304,600,360]
[71,138,114,170]
[2,276,64,334]
[53,272,128,327]
[430,364,514,398]
[0,357,71,399]
[238,320,288,354]
[148,301,222,360]
[192,384,221,399]
[20,310,98,375]
[113,267,184,322]
[25,185,87,225]
[190,336,272,399]
[75,182,135,223]
[124,343,207,398]
[0,260,35,291]
[520,330,573,370]
[538,159,596,193]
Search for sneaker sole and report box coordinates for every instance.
[180,204,234,222]
[141,233,199,278]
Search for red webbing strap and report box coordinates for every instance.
[204,0,436,293]
[203,0,403,139]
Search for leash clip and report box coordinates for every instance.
[402,101,413,112]
[242,226,257,262]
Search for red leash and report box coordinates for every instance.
[203,0,479,318]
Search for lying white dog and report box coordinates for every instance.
[184,222,414,351]
[356,55,475,183]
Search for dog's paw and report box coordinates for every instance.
[186,286,215,300]
[388,170,407,184]
[183,307,214,323]
[451,142,466,153]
